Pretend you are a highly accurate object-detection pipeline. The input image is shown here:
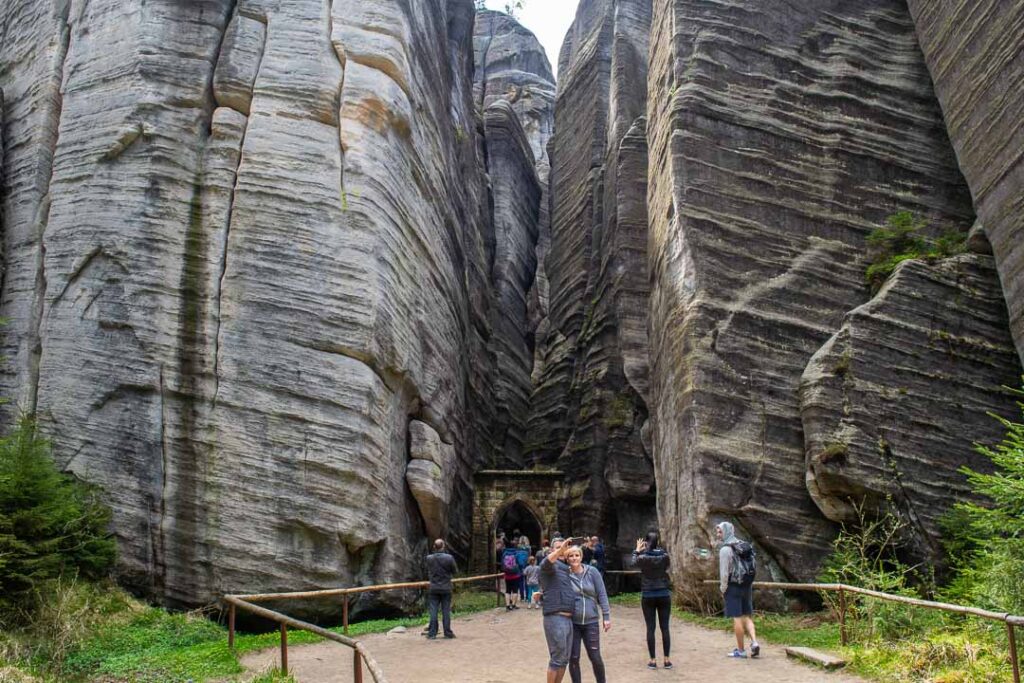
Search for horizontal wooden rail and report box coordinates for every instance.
[224,596,387,682]
[699,580,1016,623]
[699,579,1022,682]
[236,573,502,603]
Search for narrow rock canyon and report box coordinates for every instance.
[0,0,1021,610]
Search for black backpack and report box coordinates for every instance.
[729,541,757,585]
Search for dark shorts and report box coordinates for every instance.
[543,613,574,668]
[505,576,522,593]
[724,580,754,617]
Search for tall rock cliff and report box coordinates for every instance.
[646,0,977,588]
[527,0,656,559]
[0,0,540,611]
[473,11,553,467]
[905,1,1024,366]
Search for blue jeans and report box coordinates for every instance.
[427,591,453,637]
[543,614,574,669]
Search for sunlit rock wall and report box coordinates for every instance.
[0,0,502,611]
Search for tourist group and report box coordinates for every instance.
[423,522,761,681]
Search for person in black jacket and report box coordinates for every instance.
[632,531,672,670]
[424,539,457,639]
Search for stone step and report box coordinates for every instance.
[785,646,847,670]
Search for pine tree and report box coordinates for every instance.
[948,384,1024,613]
[0,418,116,620]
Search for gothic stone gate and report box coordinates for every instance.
[471,470,563,573]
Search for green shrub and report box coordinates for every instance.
[942,386,1024,614]
[864,212,967,293]
[0,418,116,623]
[817,499,939,642]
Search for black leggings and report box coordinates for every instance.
[641,595,671,659]
[569,621,605,683]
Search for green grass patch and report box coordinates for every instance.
[612,593,1012,681]
[2,582,500,682]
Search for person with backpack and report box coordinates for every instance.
[632,531,672,670]
[716,521,760,659]
[516,536,532,601]
[502,544,524,610]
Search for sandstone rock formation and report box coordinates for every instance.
[801,255,1022,565]
[482,101,542,467]
[473,11,555,467]
[2,0,1022,614]
[0,0,541,613]
[526,0,657,559]
[906,1,1024,365]
[646,0,977,587]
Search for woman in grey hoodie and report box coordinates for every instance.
[565,545,611,683]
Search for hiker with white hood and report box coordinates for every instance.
[716,521,761,659]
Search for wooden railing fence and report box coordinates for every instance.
[223,573,501,682]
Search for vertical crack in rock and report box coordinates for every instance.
[166,0,238,599]
[211,5,267,403]
[25,1,72,415]
[0,88,5,303]
[153,364,168,589]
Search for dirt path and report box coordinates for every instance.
[242,604,863,682]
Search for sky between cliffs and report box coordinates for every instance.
[480,0,581,77]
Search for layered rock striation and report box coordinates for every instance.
[801,254,1022,565]
[646,0,977,587]
[906,1,1024,365]
[473,11,555,467]
[526,0,657,558]
[0,0,539,612]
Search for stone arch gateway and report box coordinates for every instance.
[471,470,563,573]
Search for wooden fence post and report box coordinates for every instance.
[343,594,350,635]
[228,602,236,649]
[1009,622,1020,683]
[496,576,502,607]
[280,623,288,675]
[354,648,364,683]
[839,588,848,646]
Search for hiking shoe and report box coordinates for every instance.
[664,661,673,669]
[647,661,658,670]
[426,635,437,640]
[728,649,747,658]
[750,642,760,658]
[444,633,457,639]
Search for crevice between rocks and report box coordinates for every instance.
[25,2,73,415]
[212,5,268,405]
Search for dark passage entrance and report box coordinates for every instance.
[494,500,543,549]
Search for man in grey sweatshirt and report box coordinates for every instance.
[540,539,577,683]
[717,521,760,658]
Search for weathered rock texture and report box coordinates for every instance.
[0,0,543,612]
[801,255,1022,565]
[482,101,541,466]
[646,0,977,587]
[527,0,657,561]
[473,11,555,467]
[905,1,1024,365]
